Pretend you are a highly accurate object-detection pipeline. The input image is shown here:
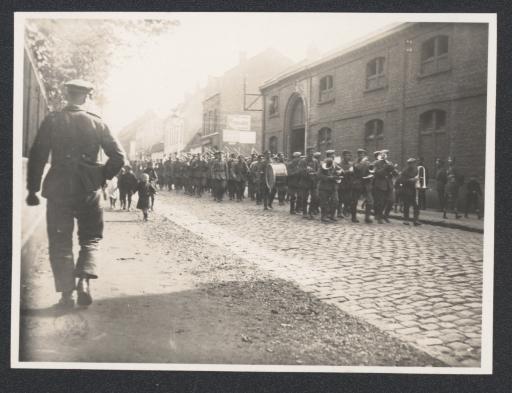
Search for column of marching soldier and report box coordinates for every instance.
[119,147,482,226]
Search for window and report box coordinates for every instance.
[317,127,332,152]
[203,113,208,134]
[269,95,279,116]
[421,35,450,75]
[319,75,334,103]
[364,119,384,153]
[419,110,447,133]
[269,136,278,154]
[366,57,386,90]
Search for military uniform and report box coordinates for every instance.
[210,153,228,201]
[257,153,275,210]
[317,160,339,222]
[286,153,302,214]
[399,159,421,225]
[372,152,396,223]
[337,152,355,220]
[27,100,125,296]
[352,150,374,223]
[299,152,320,218]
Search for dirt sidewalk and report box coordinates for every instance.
[19,208,444,366]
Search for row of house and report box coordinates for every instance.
[118,22,489,197]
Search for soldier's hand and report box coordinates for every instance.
[26,192,40,206]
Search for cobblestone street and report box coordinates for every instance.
[156,191,484,367]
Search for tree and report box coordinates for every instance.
[25,18,180,110]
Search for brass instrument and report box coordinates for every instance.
[415,165,427,204]
[415,166,427,189]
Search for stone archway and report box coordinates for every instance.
[283,93,307,157]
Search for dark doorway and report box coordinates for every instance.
[288,97,306,156]
[290,128,305,155]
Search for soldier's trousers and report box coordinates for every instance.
[319,189,337,217]
[288,186,300,212]
[276,183,287,204]
[352,183,374,219]
[403,194,419,222]
[337,187,353,216]
[212,179,226,201]
[301,187,319,215]
[259,183,275,208]
[227,180,237,200]
[235,180,246,201]
[46,192,103,293]
[373,188,393,219]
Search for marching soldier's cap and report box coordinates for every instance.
[407,157,417,163]
[325,149,335,155]
[373,150,381,156]
[313,152,322,157]
[263,150,271,155]
[357,148,367,153]
[213,151,221,155]
[64,79,94,93]
[258,154,264,158]
[342,149,351,155]
[292,151,302,157]
[306,146,315,151]
[380,149,389,154]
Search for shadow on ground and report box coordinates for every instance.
[20,279,444,367]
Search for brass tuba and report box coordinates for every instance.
[415,166,427,189]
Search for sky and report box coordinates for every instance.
[99,13,400,133]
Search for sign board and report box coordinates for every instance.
[239,131,256,144]
[223,129,239,143]
[223,130,257,144]
[226,114,251,131]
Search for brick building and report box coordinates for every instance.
[201,49,293,155]
[260,22,489,205]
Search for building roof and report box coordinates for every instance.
[260,22,414,90]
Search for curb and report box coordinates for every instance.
[357,209,484,234]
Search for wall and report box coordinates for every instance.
[261,22,489,207]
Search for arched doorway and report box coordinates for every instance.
[285,95,306,156]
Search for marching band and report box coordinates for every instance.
[121,147,479,225]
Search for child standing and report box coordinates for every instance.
[136,173,157,221]
[106,176,119,209]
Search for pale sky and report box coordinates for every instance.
[100,13,401,133]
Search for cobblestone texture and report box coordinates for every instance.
[155,192,483,366]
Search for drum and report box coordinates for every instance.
[266,163,288,189]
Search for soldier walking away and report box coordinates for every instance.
[399,158,422,226]
[26,79,125,309]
